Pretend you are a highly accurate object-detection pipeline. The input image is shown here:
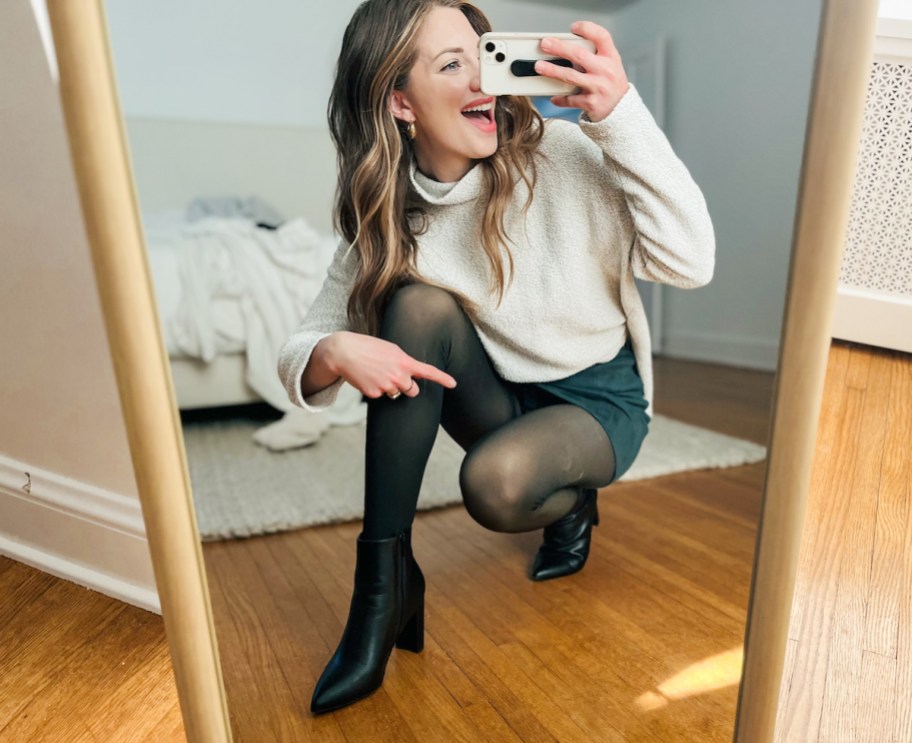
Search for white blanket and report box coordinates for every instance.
[145,214,367,440]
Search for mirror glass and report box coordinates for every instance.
[104,0,824,737]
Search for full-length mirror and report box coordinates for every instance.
[47,0,880,739]
[108,0,816,737]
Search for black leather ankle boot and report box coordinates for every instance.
[530,488,600,582]
[310,527,425,714]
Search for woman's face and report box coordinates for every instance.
[390,6,498,182]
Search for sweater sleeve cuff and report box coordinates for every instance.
[578,82,650,142]
[279,331,345,413]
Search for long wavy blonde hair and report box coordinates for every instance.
[328,0,544,336]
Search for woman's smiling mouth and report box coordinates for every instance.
[461,97,497,133]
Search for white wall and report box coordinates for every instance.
[879,0,912,21]
[0,0,157,611]
[106,0,361,127]
[605,0,824,369]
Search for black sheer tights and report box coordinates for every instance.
[363,283,617,540]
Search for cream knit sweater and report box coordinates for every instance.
[278,84,715,417]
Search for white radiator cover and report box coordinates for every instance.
[832,16,912,353]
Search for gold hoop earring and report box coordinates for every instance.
[407,121,417,140]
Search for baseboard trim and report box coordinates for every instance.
[0,454,160,614]
[832,286,912,354]
[661,331,780,371]
[0,534,160,613]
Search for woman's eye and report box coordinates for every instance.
[442,60,461,72]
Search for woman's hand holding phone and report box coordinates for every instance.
[535,21,630,123]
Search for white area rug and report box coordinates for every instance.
[183,414,766,542]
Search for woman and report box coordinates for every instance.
[278,0,714,714]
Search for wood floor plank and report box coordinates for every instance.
[789,348,862,643]
[140,701,187,743]
[0,556,15,579]
[642,466,763,531]
[818,350,892,741]
[894,445,912,743]
[843,344,874,389]
[781,352,864,742]
[0,562,57,666]
[787,345,853,640]
[864,353,912,658]
[716,461,767,491]
[621,479,758,560]
[773,638,799,743]
[856,650,897,743]
[458,700,524,742]
[275,527,358,651]
[600,498,750,608]
[382,648,501,743]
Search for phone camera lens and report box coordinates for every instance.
[485,41,496,53]
[495,52,505,63]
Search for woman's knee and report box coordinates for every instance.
[459,446,530,533]
[381,283,466,340]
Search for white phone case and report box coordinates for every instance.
[479,32,596,97]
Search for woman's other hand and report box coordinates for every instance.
[535,21,630,123]
[324,331,458,399]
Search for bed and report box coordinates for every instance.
[143,203,366,447]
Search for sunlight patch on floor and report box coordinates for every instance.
[635,646,744,711]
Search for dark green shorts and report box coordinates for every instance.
[504,340,650,483]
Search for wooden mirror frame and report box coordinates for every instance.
[46,0,879,740]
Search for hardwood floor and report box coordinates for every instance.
[0,557,185,742]
[203,358,773,742]
[774,342,912,743]
[18,349,908,741]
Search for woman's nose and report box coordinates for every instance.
[469,66,481,91]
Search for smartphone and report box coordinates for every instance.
[479,32,596,97]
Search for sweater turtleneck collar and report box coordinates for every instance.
[409,159,484,206]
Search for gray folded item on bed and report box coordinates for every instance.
[186,195,285,228]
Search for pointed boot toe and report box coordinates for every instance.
[531,549,585,582]
[310,652,378,714]
[530,488,600,582]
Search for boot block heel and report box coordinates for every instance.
[395,601,424,653]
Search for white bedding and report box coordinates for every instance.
[144,210,338,412]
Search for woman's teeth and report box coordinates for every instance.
[460,102,496,131]
[461,103,493,122]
